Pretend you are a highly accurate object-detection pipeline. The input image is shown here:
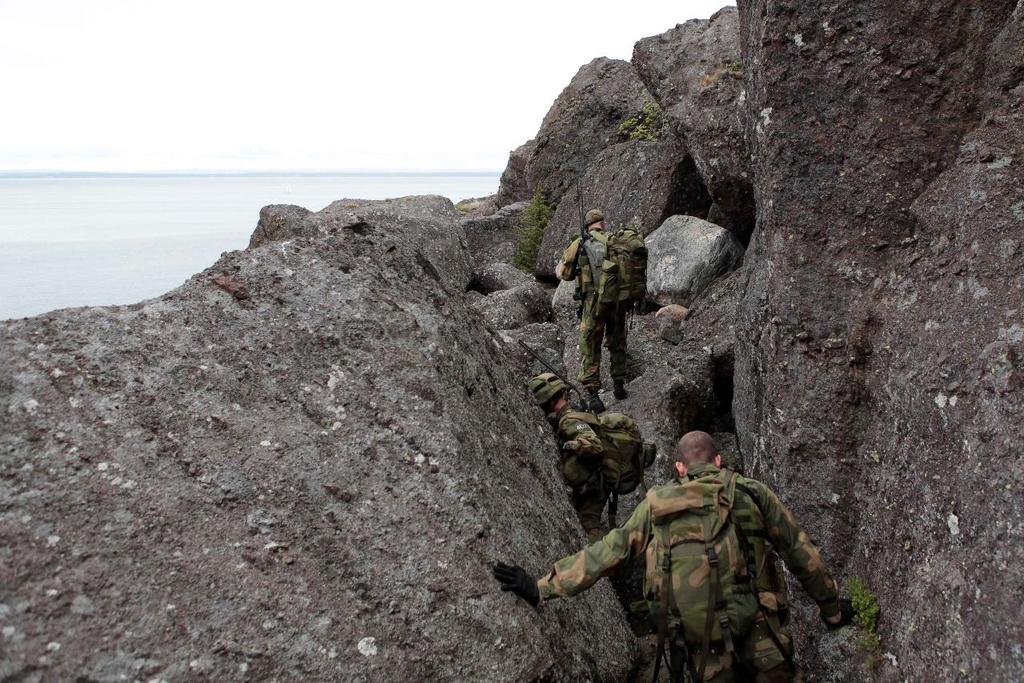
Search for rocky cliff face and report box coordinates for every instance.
[0,197,636,681]
[734,0,1024,678]
[633,7,755,243]
[496,57,655,209]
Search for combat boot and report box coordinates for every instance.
[586,390,606,414]
[613,380,629,400]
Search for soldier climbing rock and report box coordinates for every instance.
[494,430,856,682]
[527,371,654,542]
[556,207,647,412]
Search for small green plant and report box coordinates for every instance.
[848,577,882,651]
[618,100,664,142]
[512,189,552,273]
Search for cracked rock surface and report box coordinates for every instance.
[0,196,636,681]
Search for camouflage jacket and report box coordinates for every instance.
[537,464,840,620]
[550,404,604,488]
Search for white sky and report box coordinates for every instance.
[0,1,729,172]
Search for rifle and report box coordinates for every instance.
[576,180,587,247]
[570,182,588,317]
[517,340,587,401]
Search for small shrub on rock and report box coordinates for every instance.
[618,100,664,142]
[849,577,882,651]
[513,190,552,273]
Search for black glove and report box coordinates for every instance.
[492,562,539,606]
[823,598,856,630]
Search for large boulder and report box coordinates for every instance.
[248,204,312,248]
[460,201,529,268]
[645,215,744,306]
[0,199,636,680]
[494,140,536,208]
[471,281,552,331]
[536,140,711,279]
[734,0,1024,678]
[633,7,754,243]
[471,261,534,295]
[523,58,654,206]
[247,195,470,293]
[454,195,498,218]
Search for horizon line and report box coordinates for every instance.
[0,169,503,178]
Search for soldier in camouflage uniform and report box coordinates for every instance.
[494,431,855,682]
[527,372,610,542]
[556,208,629,410]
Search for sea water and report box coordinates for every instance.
[0,173,499,320]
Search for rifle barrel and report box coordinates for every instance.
[517,340,584,399]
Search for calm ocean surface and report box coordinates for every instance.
[0,173,499,320]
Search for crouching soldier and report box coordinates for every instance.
[527,372,653,542]
[494,430,856,682]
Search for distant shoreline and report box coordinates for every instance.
[0,170,501,179]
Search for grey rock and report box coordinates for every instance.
[657,316,684,345]
[536,141,711,280]
[472,282,552,331]
[551,279,578,319]
[526,58,654,206]
[454,195,498,218]
[633,7,754,242]
[495,140,536,208]
[472,262,534,295]
[498,322,567,378]
[654,305,691,344]
[70,595,95,616]
[734,0,1024,677]
[646,215,744,306]
[248,204,312,248]
[0,197,635,681]
[460,201,529,268]
[247,195,471,293]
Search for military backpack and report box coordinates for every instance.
[647,469,788,680]
[560,411,655,495]
[588,227,648,313]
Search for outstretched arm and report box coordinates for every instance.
[537,500,651,601]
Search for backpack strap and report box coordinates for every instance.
[696,471,738,680]
[652,528,671,683]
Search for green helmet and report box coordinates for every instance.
[584,209,605,227]
[528,372,568,406]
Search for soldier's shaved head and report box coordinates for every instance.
[676,431,718,465]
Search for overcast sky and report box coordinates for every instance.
[1,1,729,172]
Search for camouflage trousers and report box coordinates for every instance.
[577,297,628,392]
[572,482,610,542]
[670,611,797,682]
